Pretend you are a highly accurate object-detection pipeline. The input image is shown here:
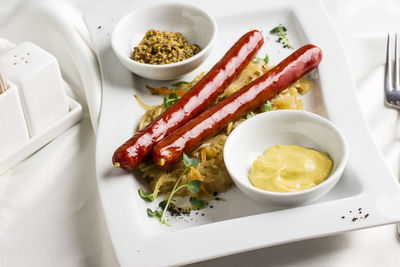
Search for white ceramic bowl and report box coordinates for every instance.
[111,2,217,80]
[224,110,348,206]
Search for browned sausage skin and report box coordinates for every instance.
[113,30,264,170]
[152,45,323,167]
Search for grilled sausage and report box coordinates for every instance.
[152,44,323,167]
[113,30,264,170]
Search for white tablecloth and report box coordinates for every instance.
[0,0,399,266]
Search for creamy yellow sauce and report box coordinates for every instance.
[248,145,333,193]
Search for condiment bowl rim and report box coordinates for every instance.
[111,2,218,69]
[224,109,348,197]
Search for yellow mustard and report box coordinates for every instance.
[248,145,333,193]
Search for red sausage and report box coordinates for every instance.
[113,30,264,170]
[152,45,323,167]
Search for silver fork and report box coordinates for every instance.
[385,34,400,236]
[385,34,400,109]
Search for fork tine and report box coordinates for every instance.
[385,34,392,101]
[395,34,399,91]
[385,33,392,104]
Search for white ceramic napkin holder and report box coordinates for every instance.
[0,42,82,174]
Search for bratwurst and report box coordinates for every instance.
[152,44,323,167]
[112,30,264,170]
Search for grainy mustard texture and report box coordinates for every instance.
[131,29,200,65]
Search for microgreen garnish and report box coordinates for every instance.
[264,101,272,112]
[190,197,207,209]
[171,81,189,90]
[183,153,200,168]
[158,153,201,224]
[253,54,269,64]
[163,91,179,108]
[147,208,170,226]
[138,188,159,202]
[158,200,168,210]
[144,153,205,226]
[187,180,202,193]
[246,112,255,119]
[270,25,292,49]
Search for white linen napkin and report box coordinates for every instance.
[345,34,400,180]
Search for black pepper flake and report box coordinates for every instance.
[210,205,213,208]
[341,216,345,219]
[97,25,102,30]
[201,213,205,216]
[215,197,220,201]
[167,204,190,217]
[352,217,358,222]
[213,192,218,196]
[349,211,352,213]
[364,214,369,218]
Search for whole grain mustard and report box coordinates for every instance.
[131,29,200,65]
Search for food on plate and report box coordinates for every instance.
[138,59,314,200]
[131,29,200,64]
[153,44,323,167]
[248,145,333,193]
[144,153,205,226]
[270,77,312,110]
[113,30,264,170]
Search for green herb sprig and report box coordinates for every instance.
[144,153,206,226]
[163,91,179,108]
[146,208,170,226]
[246,111,255,119]
[190,197,207,209]
[253,54,269,64]
[264,101,272,112]
[138,188,159,202]
[270,25,292,49]
[171,81,189,90]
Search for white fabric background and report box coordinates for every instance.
[0,0,399,266]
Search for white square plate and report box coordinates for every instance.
[85,0,400,266]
